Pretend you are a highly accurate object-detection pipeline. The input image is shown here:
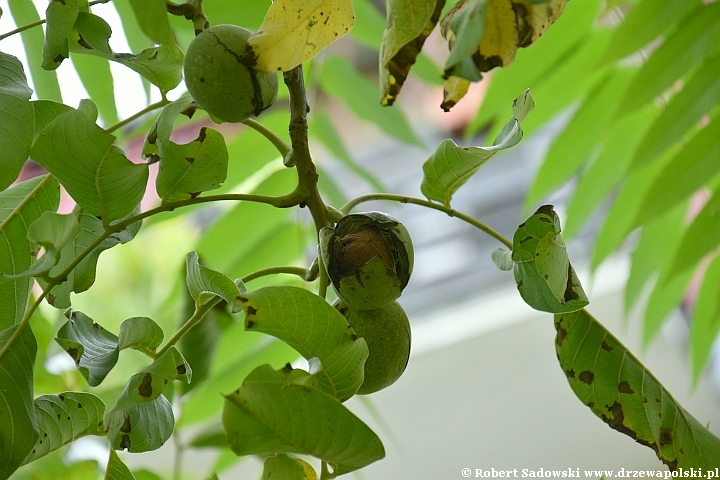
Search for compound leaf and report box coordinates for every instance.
[0,323,38,479]
[22,391,106,464]
[555,309,720,468]
[421,89,534,207]
[126,0,175,46]
[511,205,588,313]
[238,286,368,401]
[223,364,384,475]
[55,311,119,387]
[631,51,720,171]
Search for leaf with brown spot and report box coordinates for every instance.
[555,309,720,469]
[379,0,445,106]
[512,205,588,313]
[105,395,173,453]
[22,392,106,465]
[110,347,191,413]
[54,311,119,386]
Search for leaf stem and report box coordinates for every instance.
[241,119,293,164]
[104,97,171,134]
[0,191,303,361]
[241,266,314,283]
[341,193,513,249]
[0,19,45,42]
[156,297,219,358]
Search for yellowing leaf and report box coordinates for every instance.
[249,0,355,72]
[441,0,568,108]
[441,75,471,112]
[379,0,445,106]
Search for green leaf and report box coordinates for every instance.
[634,113,720,227]
[238,286,368,401]
[601,0,702,63]
[555,308,720,468]
[0,175,60,330]
[143,99,228,203]
[105,394,174,453]
[41,0,79,70]
[564,106,658,238]
[379,0,445,105]
[222,364,384,474]
[0,52,33,99]
[31,107,148,222]
[512,205,588,313]
[186,251,244,312]
[624,202,687,315]
[690,254,720,384]
[526,68,635,206]
[422,89,534,207]
[591,151,671,269]
[105,450,136,480]
[491,248,513,272]
[71,55,119,127]
[31,100,73,137]
[667,185,720,281]
[69,12,183,94]
[6,0,63,102]
[0,323,38,479]
[41,208,142,309]
[631,51,720,170]
[22,392,106,465]
[126,0,175,46]
[118,317,164,355]
[620,2,720,115]
[55,310,119,387]
[110,347,190,413]
[319,54,421,146]
[309,111,385,193]
[350,0,385,49]
[262,454,317,480]
[0,53,34,191]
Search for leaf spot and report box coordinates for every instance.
[618,381,634,394]
[660,428,673,446]
[579,371,594,385]
[246,320,255,328]
[121,412,131,433]
[601,341,613,352]
[139,372,153,397]
[120,434,131,451]
[246,306,257,316]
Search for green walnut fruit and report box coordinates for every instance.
[334,299,411,395]
[183,25,278,122]
[320,212,414,310]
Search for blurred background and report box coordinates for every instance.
[3,0,720,477]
